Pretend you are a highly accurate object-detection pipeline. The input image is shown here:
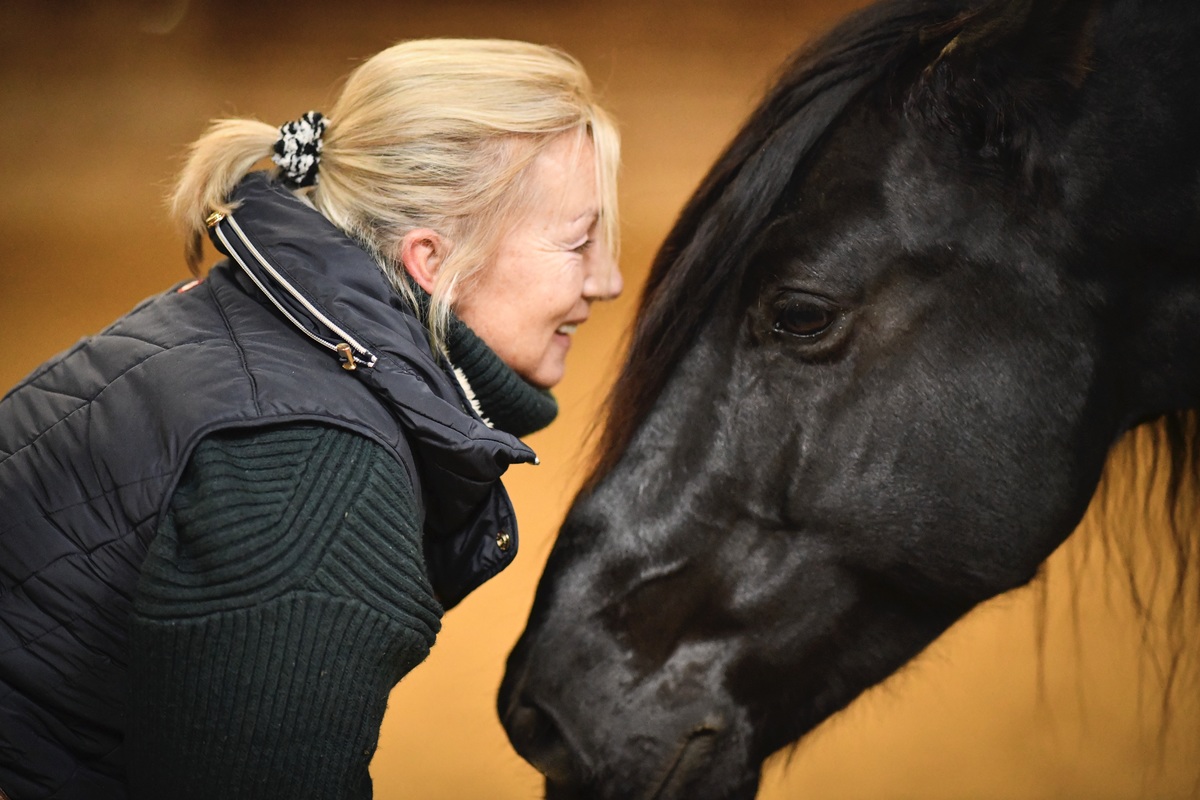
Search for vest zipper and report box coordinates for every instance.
[211,213,379,369]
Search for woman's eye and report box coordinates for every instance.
[572,238,593,254]
[774,299,836,338]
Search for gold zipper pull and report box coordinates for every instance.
[336,342,357,371]
[205,211,225,228]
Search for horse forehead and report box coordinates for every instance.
[791,103,898,204]
[779,108,975,252]
[878,136,986,234]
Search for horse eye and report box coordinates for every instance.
[774,298,837,338]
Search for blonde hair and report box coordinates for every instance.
[172,38,620,352]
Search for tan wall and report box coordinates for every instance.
[1,1,1196,797]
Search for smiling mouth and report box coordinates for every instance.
[556,323,578,336]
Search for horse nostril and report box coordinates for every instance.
[503,695,583,786]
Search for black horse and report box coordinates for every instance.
[500,1,1200,798]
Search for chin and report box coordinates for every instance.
[524,361,566,390]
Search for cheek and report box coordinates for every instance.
[512,276,586,346]
[509,281,572,335]
[456,255,584,367]
[485,253,576,310]
[532,263,584,307]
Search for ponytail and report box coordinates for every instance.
[171,118,278,272]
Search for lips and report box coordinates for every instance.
[556,323,579,336]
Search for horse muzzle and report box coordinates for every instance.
[502,691,590,787]
[501,680,759,800]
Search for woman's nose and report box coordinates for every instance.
[583,252,622,301]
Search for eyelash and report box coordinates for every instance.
[572,238,593,254]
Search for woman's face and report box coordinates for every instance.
[454,135,621,389]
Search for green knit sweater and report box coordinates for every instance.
[126,321,556,799]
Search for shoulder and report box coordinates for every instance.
[136,423,428,620]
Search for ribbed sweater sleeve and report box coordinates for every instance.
[126,425,443,800]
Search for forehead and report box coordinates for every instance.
[528,134,597,197]
[505,135,601,238]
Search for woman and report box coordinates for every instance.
[0,39,621,800]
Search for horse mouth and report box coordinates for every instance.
[648,727,719,800]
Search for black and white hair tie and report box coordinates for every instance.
[272,111,328,188]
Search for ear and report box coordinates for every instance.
[908,0,1100,161]
[398,229,448,294]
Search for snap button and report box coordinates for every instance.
[495,530,512,552]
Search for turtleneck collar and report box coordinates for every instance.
[411,287,558,439]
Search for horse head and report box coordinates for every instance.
[501,1,1200,797]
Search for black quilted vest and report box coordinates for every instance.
[0,174,536,799]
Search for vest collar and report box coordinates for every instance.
[207,172,538,482]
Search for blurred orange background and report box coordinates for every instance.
[1,1,1197,798]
